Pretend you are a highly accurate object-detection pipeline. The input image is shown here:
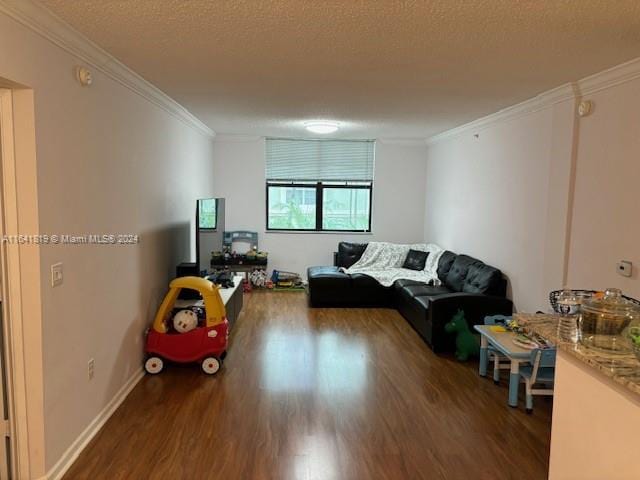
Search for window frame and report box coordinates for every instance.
[265,181,373,233]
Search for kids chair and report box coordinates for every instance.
[484,315,512,383]
[519,348,556,413]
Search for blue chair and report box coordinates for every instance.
[519,348,556,413]
[484,315,512,383]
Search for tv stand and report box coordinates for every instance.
[175,275,244,328]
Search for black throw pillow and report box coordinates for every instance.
[403,250,429,271]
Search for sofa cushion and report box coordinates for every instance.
[437,251,457,281]
[396,290,432,341]
[462,262,503,295]
[402,249,429,271]
[337,242,368,268]
[393,279,428,291]
[413,295,431,312]
[399,285,431,300]
[444,255,480,292]
[415,285,453,297]
[351,273,379,288]
[307,266,351,288]
[398,284,453,302]
[349,273,393,306]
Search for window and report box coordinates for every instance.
[265,138,374,232]
[322,185,371,231]
[267,185,316,230]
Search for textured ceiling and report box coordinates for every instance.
[39,0,640,139]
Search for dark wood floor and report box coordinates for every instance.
[63,291,551,480]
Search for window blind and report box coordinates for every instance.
[266,138,375,182]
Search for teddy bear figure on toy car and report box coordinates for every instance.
[173,309,198,333]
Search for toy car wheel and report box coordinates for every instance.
[145,356,164,374]
[201,357,221,375]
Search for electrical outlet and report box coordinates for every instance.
[51,263,63,287]
[617,260,633,278]
[88,358,95,380]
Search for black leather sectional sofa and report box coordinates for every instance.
[307,243,513,353]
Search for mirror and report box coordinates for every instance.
[196,198,225,274]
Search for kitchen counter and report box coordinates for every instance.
[516,313,640,480]
[515,312,640,397]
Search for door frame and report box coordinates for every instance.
[0,87,32,479]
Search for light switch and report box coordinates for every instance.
[51,262,63,287]
[617,260,632,278]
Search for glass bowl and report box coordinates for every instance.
[579,288,640,354]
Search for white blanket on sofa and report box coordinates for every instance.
[341,242,444,287]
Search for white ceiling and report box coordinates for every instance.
[39,0,640,139]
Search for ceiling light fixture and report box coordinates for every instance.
[304,121,339,134]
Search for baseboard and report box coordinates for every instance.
[44,367,145,480]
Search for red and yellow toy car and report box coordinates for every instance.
[144,276,229,375]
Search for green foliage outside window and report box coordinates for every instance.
[267,185,370,231]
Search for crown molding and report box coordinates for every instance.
[426,83,577,146]
[0,0,214,138]
[577,56,640,96]
[426,54,640,146]
[377,137,428,147]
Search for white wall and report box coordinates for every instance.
[566,76,640,300]
[424,60,640,313]
[1,10,214,476]
[211,138,428,276]
[424,99,576,312]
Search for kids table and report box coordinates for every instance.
[474,325,533,407]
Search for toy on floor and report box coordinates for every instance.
[271,270,304,289]
[444,309,480,361]
[249,268,267,288]
[144,276,228,375]
[172,309,198,333]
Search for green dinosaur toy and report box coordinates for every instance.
[444,309,480,361]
